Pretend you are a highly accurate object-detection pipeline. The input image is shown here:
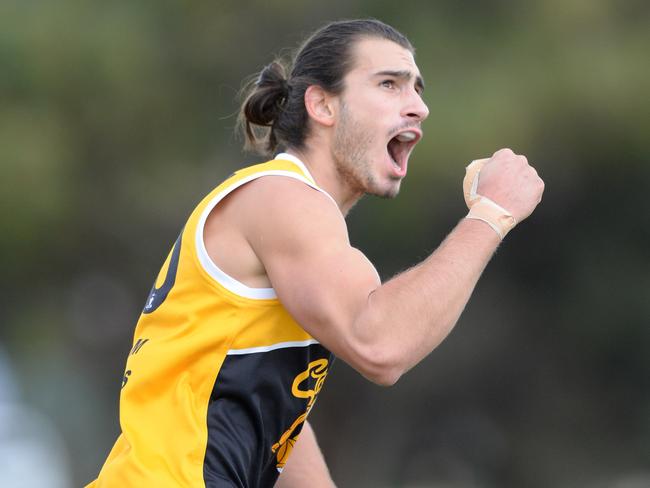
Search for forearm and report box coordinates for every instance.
[353,217,500,382]
[274,422,335,488]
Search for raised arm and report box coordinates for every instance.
[237,149,543,385]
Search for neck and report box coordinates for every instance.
[286,143,363,217]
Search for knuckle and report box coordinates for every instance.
[494,147,514,157]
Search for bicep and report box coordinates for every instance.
[268,238,380,339]
[244,178,380,361]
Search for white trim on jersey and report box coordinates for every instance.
[195,156,338,300]
[226,339,321,355]
[276,152,339,207]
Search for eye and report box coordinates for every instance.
[380,79,396,89]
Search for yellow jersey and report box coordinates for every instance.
[87,154,335,487]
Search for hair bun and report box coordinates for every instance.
[257,62,289,94]
[242,61,290,130]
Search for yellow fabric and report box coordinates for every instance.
[87,158,325,487]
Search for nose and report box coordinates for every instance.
[403,87,429,122]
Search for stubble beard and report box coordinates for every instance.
[332,103,401,200]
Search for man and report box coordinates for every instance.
[88,19,544,488]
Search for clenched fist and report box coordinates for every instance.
[478,148,544,222]
[464,148,545,238]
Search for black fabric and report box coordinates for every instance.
[203,343,333,488]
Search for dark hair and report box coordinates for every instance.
[238,19,414,156]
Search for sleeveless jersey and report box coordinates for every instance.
[87,154,335,488]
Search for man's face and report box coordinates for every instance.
[331,37,429,199]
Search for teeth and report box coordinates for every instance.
[395,131,417,142]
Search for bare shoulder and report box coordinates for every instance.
[234,175,351,251]
[203,173,351,287]
[203,173,346,288]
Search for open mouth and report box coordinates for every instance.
[386,129,421,177]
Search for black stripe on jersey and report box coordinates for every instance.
[202,343,333,488]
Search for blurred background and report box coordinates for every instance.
[1,0,649,486]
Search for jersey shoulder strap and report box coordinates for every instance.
[185,153,336,301]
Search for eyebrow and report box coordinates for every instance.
[374,69,425,93]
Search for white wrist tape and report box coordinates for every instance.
[463,159,516,240]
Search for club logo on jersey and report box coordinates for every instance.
[271,358,329,471]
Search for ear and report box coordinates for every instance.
[304,85,337,127]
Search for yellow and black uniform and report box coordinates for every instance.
[87,154,335,488]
